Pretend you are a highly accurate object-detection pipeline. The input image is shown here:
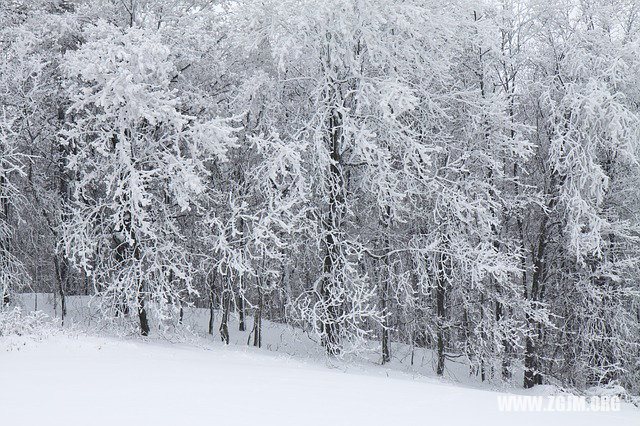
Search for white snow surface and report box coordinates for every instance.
[1,294,639,426]
[1,334,638,426]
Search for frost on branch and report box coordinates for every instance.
[61,21,236,333]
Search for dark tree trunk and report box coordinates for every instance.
[381,309,390,364]
[0,171,10,303]
[56,123,71,326]
[522,167,563,388]
[380,256,390,365]
[58,270,67,326]
[238,289,245,332]
[496,301,512,380]
[321,245,341,356]
[252,286,262,348]
[524,335,536,388]
[524,226,546,388]
[138,294,150,336]
[235,170,246,333]
[208,294,215,335]
[133,234,148,336]
[53,257,67,326]
[320,94,345,356]
[380,207,391,365]
[435,253,446,376]
[524,207,552,388]
[208,273,216,335]
[208,299,215,335]
[219,278,231,344]
[28,105,73,325]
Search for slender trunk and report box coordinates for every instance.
[132,232,148,336]
[138,292,149,336]
[238,289,245,332]
[208,273,216,335]
[252,286,262,348]
[0,171,10,303]
[321,88,344,356]
[53,257,67,325]
[496,301,511,380]
[51,105,72,325]
[524,334,536,388]
[0,174,7,222]
[208,295,215,335]
[524,223,546,388]
[236,216,246,332]
[379,250,390,365]
[321,245,341,355]
[435,253,446,376]
[209,278,215,335]
[381,294,390,364]
[219,277,231,344]
[380,206,391,364]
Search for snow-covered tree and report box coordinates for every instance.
[62,21,235,334]
[0,118,29,304]
[1,0,639,396]
[517,0,640,389]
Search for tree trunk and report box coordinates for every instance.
[524,225,546,388]
[524,335,537,388]
[380,256,390,365]
[381,306,390,364]
[522,166,562,388]
[208,297,215,335]
[0,171,10,304]
[138,293,150,336]
[320,93,345,356]
[208,273,216,335]
[496,301,512,380]
[219,277,231,344]
[238,288,245,332]
[321,246,341,355]
[435,253,446,376]
[252,286,262,348]
[53,256,67,326]
[380,207,391,365]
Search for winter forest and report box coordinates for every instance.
[2,0,640,417]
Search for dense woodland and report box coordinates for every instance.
[1,0,640,394]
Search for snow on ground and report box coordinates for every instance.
[8,293,517,385]
[1,334,639,426]
[1,294,639,426]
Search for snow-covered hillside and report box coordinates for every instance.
[9,293,494,382]
[0,333,638,426]
[1,294,639,426]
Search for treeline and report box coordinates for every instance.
[1,0,639,393]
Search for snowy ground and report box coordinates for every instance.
[2,334,639,426]
[1,294,639,425]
